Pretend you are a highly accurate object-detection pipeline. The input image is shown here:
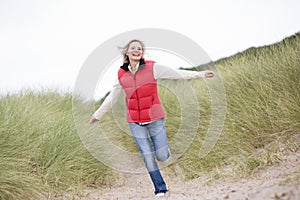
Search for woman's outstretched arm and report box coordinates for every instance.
[89,80,122,124]
[153,63,215,80]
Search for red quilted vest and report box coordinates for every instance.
[118,60,165,123]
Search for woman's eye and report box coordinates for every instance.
[129,46,142,51]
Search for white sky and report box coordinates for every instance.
[1,0,300,98]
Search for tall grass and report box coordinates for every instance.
[0,91,112,200]
[175,32,300,178]
[1,32,299,199]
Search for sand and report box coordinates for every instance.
[55,149,300,200]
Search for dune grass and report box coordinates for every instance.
[175,32,300,178]
[0,91,113,200]
[0,32,299,199]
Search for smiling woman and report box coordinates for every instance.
[88,38,215,196]
[119,39,145,64]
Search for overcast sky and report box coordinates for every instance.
[1,0,299,98]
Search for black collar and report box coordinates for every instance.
[120,58,146,71]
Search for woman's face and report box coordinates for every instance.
[126,41,143,61]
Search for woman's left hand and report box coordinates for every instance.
[205,71,215,78]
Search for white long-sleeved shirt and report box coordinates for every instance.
[92,63,208,120]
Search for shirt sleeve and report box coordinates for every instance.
[153,63,207,80]
[92,79,122,120]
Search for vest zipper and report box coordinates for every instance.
[133,73,141,122]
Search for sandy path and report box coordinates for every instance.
[55,150,300,200]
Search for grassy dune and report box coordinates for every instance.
[1,32,299,199]
[0,91,112,199]
[177,32,300,179]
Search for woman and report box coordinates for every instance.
[89,39,214,197]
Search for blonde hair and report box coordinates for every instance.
[118,39,145,63]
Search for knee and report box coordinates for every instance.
[156,148,170,162]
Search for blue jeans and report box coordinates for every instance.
[128,118,170,194]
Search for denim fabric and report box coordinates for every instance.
[128,118,170,193]
[149,170,168,194]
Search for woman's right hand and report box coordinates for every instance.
[89,117,99,125]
